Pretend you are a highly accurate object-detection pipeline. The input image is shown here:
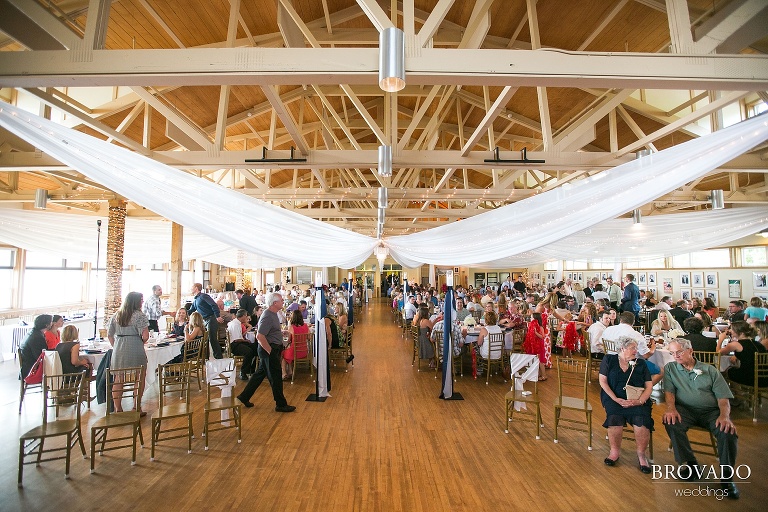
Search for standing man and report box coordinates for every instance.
[143,285,171,333]
[236,289,257,320]
[237,293,296,412]
[188,282,224,359]
[606,277,622,311]
[663,339,739,499]
[513,275,527,297]
[619,274,640,321]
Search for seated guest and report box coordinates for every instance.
[599,336,653,471]
[591,284,609,303]
[756,320,768,350]
[476,310,502,361]
[663,339,740,499]
[227,309,256,380]
[744,296,768,324]
[481,301,496,325]
[480,290,494,308]
[644,290,657,308]
[44,314,64,349]
[185,312,205,343]
[56,325,91,376]
[282,309,309,381]
[499,301,525,349]
[454,298,471,322]
[604,312,661,384]
[287,299,309,320]
[171,308,188,337]
[681,317,717,352]
[690,298,702,315]
[650,310,682,336]
[572,283,586,308]
[404,295,418,322]
[702,297,718,320]
[695,311,721,337]
[588,310,613,359]
[20,314,52,379]
[670,300,694,327]
[727,300,745,322]
[720,321,768,388]
[655,296,673,311]
[415,304,436,368]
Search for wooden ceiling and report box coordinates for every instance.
[0,0,767,236]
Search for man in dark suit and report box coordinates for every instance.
[681,317,717,352]
[670,299,694,327]
[236,289,258,322]
[727,301,746,322]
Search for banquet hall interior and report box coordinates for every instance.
[1,0,768,510]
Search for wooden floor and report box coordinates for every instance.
[1,300,767,511]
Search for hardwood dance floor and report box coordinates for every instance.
[1,300,766,511]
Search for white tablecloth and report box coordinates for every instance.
[206,358,236,423]
[81,339,184,389]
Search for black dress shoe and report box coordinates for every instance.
[639,464,652,474]
[722,481,740,500]
[238,373,249,381]
[275,405,296,413]
[236,395,254,408]
[604,457,617,466]
[346,354,355,364]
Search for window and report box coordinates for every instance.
[624,258,665,269]
[672,249,730,268]
[564,260,588,270]
[746,99,767,119]
[296,267,312,284]
[742,246,768,267]
[0,248,13,309]
[544,261,559,271]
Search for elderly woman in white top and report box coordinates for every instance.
[476,310,503,360]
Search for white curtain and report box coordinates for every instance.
[1,100,767,269]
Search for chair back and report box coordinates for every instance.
[512,328,526,353]
[105,366,144,417]
[158,362,192,409]
[486,332,504,360]
[602,338,618,354]
[756,352,768,389]
[472,310,482,322]
[165,317,174,333]
[292,331,311,356]
[693,350,720,369]
[633,325,645,335]
[183,335,205,363]
[345,325,354,346]
[555,357,589,402]
[42,372,86,424]
[206,359,235,401]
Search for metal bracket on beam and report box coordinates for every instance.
[483,147,545,164]
[245,146,307,163]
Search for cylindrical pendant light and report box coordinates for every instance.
[711,189,724,210]
[378,186,388,209]
[34,188,47,209]
[379,27,405,92]
[632,209,641,224]
[377,207,385,225]
[378,145,392,177]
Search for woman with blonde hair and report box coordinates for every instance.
[650,310,682,336]
[56,325,91,376]
[185,311,205,341]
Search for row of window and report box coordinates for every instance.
[544,247,767,270]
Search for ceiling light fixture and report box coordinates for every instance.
[710,189,724,210]
[632,209,641,224]
[378,145,392,177]
[378,186,388,209]
[379,27,405,92]
[34,188,47,209]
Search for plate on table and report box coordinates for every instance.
[85,349,104,354]
[156,341,170,347]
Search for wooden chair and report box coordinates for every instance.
[734,352,768,422]
[477,332,506,384]
[329,326,351,372]
[345,325,355,367]
[432,326,462,380]
[89,366,145,472]
[290,331,313,384]
[182,334,206,391]
[18,348,42,414]
[667,426,718,458]
[602,338,618,355]
[471,309,482,323]
[553,357,593,450]
[511,327,526,353]
[99,328,108,339]
[165,317,174,333]
[693,350,721,370]
[632,325,645,335]
[224,331,244,375]
[411,324,421,369]
[202,360,242,450]
[18,372,87,487]
[618,402,654,462]
[150,362,194,461]
[401,310,409,338]
[505,378,542,439]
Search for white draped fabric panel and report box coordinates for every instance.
[384,113,768,267]
[1,100,767,268]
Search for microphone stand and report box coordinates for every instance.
[93,219,102,338]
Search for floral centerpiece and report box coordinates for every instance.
[666,328,686,339]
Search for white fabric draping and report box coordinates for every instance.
[0,102,378,269]
[1,99,767,268]
[384,114,768,267]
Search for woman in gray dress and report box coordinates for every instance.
[107,291,149,414]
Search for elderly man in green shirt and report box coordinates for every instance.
[663,339,740,499]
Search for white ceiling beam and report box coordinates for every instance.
[311,86,363,150]
[137,0,185,48]
[458,0,494,49]
[130,86,213,152]
[339,84,387,145]
[554,89,635,151]
[398,86,441,151]
[460,86,518,156]
[1,48,768,90]
[107,101,144,143]
[694,0,768,55]
[0,0,80,50]
[278,0,320,48]
[613,90,749,158]
[577,0,628,51]
[355,0,395,32]
[417,0,455,46]
[665,0,694,54]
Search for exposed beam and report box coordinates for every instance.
[0,0,80,50]
[418,0,455,47]
[355,0,395,32]
[137,0,185,48]
[460,86,518,156]
[665,0,694,54]
[577,0,628,51]
[694,0,768,55]
[130,86,212,152]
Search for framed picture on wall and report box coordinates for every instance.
[662,278,673,294]
[637,273,647,286]
[705,272,718,288]
[487,272,498,285]
[453,267,459,273]
[693,290,705,301]
[680,289,692,301]
[706,290,720,306]
[753,272,767,290]
[577,272,583,282]
[691,272,704,288]
[728,279,742,298]
[647,272,657,285]
[680,272,690,287]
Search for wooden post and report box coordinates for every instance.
[104,199,126,327]
[169,222,183,311]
